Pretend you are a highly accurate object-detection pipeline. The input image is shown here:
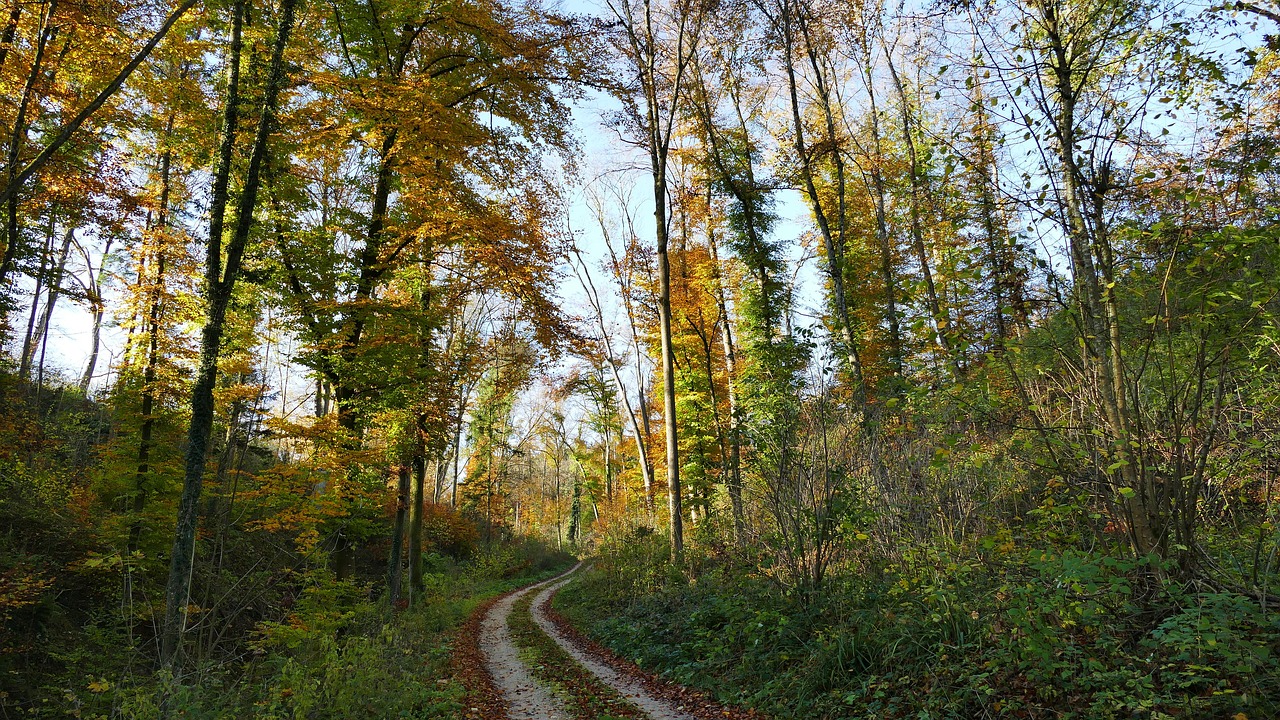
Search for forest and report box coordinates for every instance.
[1,0,1278,715]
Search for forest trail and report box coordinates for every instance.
[479,564,698,720]
[530,574,698,720]
[478,568,576,720]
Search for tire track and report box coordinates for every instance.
[530,572,698,720]
[478,566,580,720]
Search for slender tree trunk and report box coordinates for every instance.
[452,384,465,506]
[128,140,173,603]
[130,247,164,552]
[1039,2,1159,558]
[409,434,426,593]
[409,273,434,593]
[568,463,581,543]
[388,464,410,606]
[654,170,684,559]
[27,225,73,368]
[18,217,55,380]
[707,230,745,542]
[886,55,957,376]
[601,230,658,518]
[572,248,656,517]
[79,237,114,392]
[968,69,1014,349]
[434,448,448,504]
[777,0,867,403]
[606,424,615,502]
[161,0,294,666]
[859,42,904,380]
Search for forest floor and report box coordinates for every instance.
[472,563,757,720]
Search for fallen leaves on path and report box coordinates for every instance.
[453,593,508,720]
[544,596,770,720]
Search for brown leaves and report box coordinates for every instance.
[543,592,770,720]
[452,594,510,720]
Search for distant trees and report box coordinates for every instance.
[565,0,1279,596]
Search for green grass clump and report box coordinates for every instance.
[508,586,646,720]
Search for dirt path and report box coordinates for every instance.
[478,567,578,720]
[480,564,708,720]
[530,573,698,720]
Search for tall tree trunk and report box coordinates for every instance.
[408,274,434,595]
[388,464,410,606]
[162,0,294,666]
[598,229,657,518]
[886,54,958,377]
[452,383,465,506]
[409,449,426,595]
[706,229,745,542]
[127,140,174,605]
[777,0,868,404]
[606,417,615,499]
[568,463,581,543]
[654,170,684,559]
[857,34,904,381]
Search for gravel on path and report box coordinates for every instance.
[530,575,698,720]
[478,567,579,720]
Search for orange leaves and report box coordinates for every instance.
[242,416,386,552]
[0,567,54,624]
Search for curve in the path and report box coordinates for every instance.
[478,566,580,720]
[530,574,698,720]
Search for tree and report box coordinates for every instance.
[605,0,710,559]
[162,0,297,665]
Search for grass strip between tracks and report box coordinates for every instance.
[547,583,768,720]
[508,588,647,720]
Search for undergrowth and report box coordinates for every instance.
[556,533,1280,719]
[19,542,573,719]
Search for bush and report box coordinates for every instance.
[557,536,1280,719]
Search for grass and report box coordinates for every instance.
[507,584,646,720]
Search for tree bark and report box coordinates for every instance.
[388,464,410,606]
[655,172,684,559]
[161,0,295,667]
